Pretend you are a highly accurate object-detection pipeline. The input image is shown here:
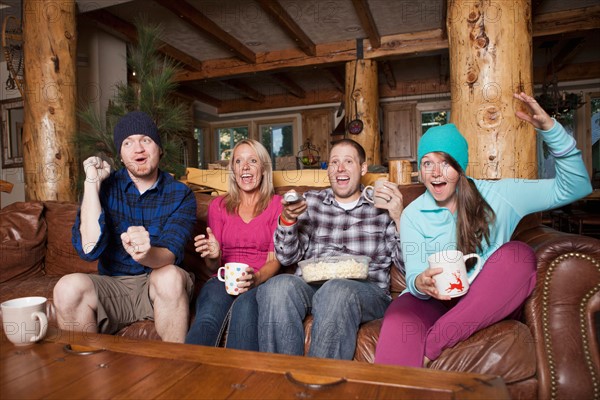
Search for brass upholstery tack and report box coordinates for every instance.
[541,252,599,400]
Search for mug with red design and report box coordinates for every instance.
[217,262,250,295]
[427,250,482,298]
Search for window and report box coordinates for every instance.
[421,110,449,134]
[216,126,248,160]
[1,99,24,168]
[259,122,294,169]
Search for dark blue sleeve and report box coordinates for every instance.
[152,186,197,265]
[71,207,109,262]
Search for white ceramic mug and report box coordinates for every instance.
[427,250,482,298]
[1,296,48,345]
[362,179,389,206]
[217,263,250,295]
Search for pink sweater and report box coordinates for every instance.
[207,194,283,271]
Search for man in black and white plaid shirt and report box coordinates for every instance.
[256,139,404,359]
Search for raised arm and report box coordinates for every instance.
[79,156,111,254]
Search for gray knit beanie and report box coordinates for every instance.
[114,111,162,154]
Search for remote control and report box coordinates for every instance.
[283,192,303,204]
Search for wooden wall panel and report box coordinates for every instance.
[301,108,334,165]
[382,102,417,163]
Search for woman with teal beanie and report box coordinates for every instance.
[374,92,592,367]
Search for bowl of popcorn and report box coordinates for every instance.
[298,255,370,283]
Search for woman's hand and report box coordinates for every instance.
[415,268,452,301]
[194,227,220,259]
[236,267,259,294]
[514,92,555,131]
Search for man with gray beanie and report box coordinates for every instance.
[53,110,197,343]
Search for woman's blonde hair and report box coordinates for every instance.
[224,139,275,216]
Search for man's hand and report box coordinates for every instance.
[281,190,307,223]
[373,182,404,227]
[121,226,151,263]
[83,156,111,189]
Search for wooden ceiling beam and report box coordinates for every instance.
[351,0,381,48]
[534,61,600,83]
[168,6,598,84]
[256,0,316,56]
[380,60,396,89]
[83,10,203,72]
[177,29,448,82]
[545,37,586,77]
[216,59,600,113]
[531,0,546,17]
[220,80,266,102]
[440,53,450,83]
[379,77,451,98]
[154,0,256,64]
[533,5,600,37]
[324,67,345,93]
[218,88,343,114]
[176,86,222,108]
[270,73,306,98]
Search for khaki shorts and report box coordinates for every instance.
[88,268,194,334]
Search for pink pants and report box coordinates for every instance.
[374,241,537,367]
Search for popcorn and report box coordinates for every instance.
[299,256,369,283]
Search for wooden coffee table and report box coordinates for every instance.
[1,328,509,399]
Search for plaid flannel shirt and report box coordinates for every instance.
[72,168,197,276]
[274,188,403,293]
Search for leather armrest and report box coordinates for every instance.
[516,225,600,400]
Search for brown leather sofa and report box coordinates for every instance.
[1,184,598,400]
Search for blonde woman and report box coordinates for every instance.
[185,139,282,350]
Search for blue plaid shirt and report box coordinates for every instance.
[274,188,404,293]
[72,168,197,276]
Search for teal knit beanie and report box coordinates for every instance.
[417,123,469,172]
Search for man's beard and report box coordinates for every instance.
[125,162,157,180]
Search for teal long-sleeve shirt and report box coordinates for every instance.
[401,119,592,299]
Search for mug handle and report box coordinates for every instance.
[362,185,374,203]
[30,311,48,343]
[464,254,483,284]
[217,266,226,282]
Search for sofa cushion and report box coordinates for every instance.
[115,320,162,341]
[309,314,536,386]
[43,202,97,276]
[0,202,46,283]
[431,320,537,384]
[390,267,406,297]
[182,192,213,286]
[0,275,61,324]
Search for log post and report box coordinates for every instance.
[345,60,380,165]
[23,0,78,201]
[389,159,413,185]
[447,0,535,179]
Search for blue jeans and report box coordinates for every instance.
[185,277,259,351]
[256,274,391,359]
